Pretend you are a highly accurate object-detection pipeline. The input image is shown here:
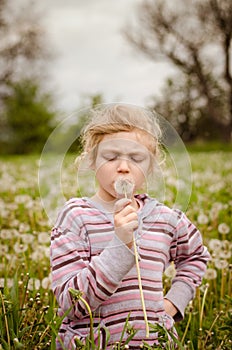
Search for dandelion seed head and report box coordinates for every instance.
[220,250,231,259]
[197,213,209,225]
[214,259,228,269]
[38,232,50,244]
[164,263,176,279]
[14,242,28,254]
[114,178,135,198]
[204,268,217,280]
[218,223,230,235]
[208,239,222,252]
[41,275,52,290]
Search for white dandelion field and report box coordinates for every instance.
[0,151,231,349]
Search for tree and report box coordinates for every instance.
[2,79,56,154]
[0,0,48,104]
[0,0,56,153]
[125,0,232,141]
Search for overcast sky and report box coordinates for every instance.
[43,0,175,113]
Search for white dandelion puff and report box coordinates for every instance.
[13,242,28,254]
[208,239,222,252]
[218,223,230,235]
[214,259,228,269]
[204,268,217,280]
[114,178,135,199]
[0,244,9,254]
[38,232,50,244]
[220,250,231,260]
[164,263,176,279]
[41,274,52,289]
[21,233,34,244]
[197,213,209,225]
[27,278,40,291]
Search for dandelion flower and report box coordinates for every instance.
[41,274,52,289]
[38,232,50,244]
[220,250,231,260]
[14,242,28,254]
[28,278,40,291]
[0,244,9,254]
[197,213,209,225]
[114,178,135,198]
[208,239,222,252]
[164,263,176,279]
[204,268,217,280]
[214,259,228,269]
[21,233,34,244]
[218,223,230,235]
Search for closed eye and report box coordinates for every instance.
[130,154,147,162]
[103,153,118,161]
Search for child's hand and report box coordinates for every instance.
[164,299,178,317]
[114,198,138,248]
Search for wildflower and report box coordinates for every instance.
[197,213,209,225]
[114,178,134,198]
[214,259,228,269]
[204,268,217,280]
[218,223,230,235]
[14,242,28,254]
[0,278,13,288]
[0,244,9,254]
[21,233,34,244]
[221,240,231,250]
[0,228,18,240]
[41,275,52,289]
[31,246,50,260]
[164,263,176,279]
[28,278,41,291]
[19,223,30,233]
[208,239,222,252]
[14,194,32,204]
[38,231,50,244]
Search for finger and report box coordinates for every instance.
[114,198,132,213]
[115,213,138,230]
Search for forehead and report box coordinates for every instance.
[98,131,151,152]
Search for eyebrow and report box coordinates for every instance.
[100,148,148,156]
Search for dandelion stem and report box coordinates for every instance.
[132,235,149,338]
[122,186,149,338]
[220,269,225,306]
[69,288,94,347]
[181,302,193,344]
[203,312,222,346]
[228,267,232,296]
[0,290,11,347]
[199,283,209,330]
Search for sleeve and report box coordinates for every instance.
[164,210,211,322]
[50,204,135,320]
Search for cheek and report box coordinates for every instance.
[95,162,113,180]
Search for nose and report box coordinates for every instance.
[117,157,130,173]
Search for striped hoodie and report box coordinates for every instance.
[51,194,210,349]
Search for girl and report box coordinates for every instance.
[51,104,210,349]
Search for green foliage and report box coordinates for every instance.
[0,151,231,349]
[127,0,232,142]
[1,79,56,154]
[0,273,58,349]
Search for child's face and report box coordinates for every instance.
[93,131,152,201]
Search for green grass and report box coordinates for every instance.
[0,151,231,349]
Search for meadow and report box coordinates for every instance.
[0,150,231,349]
